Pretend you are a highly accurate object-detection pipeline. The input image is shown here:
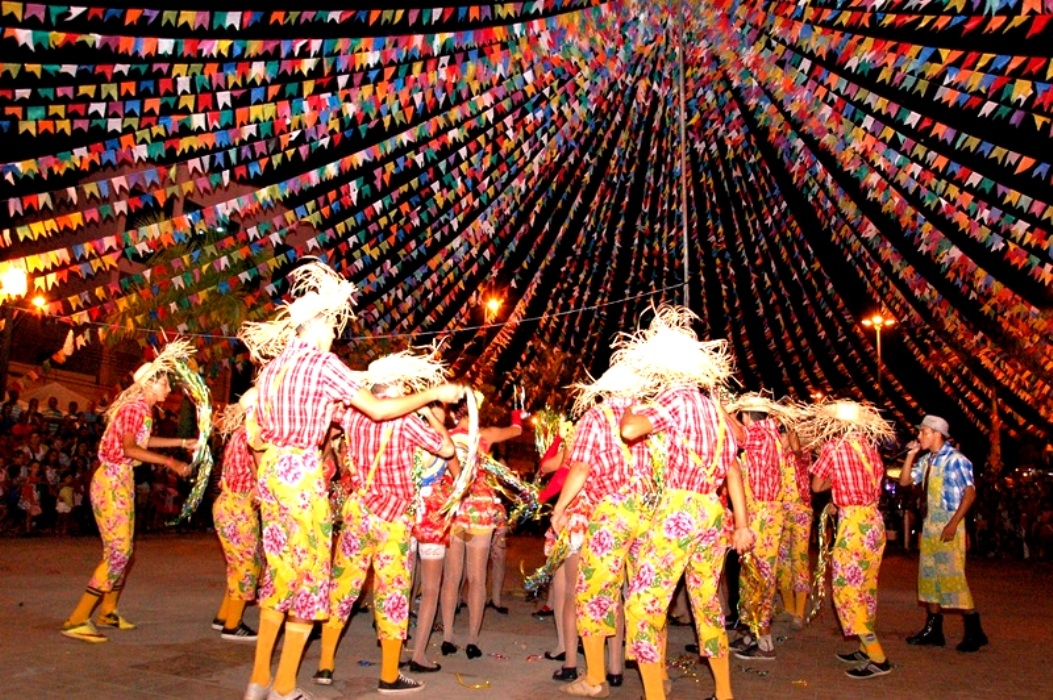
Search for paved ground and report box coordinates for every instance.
[0,532,1047,699]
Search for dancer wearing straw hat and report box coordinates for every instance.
[313,350,456,694]
[775,427,813,631]
[237,261,466,700]
[555,364,656,698]
[60,340,200,643]
[210,388,263,642]
[806,400,895,680]
[616,306,755,700]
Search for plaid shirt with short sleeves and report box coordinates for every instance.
[98,398,152,466]
[342,408,446,522]
[742,418,783,502]
[221,426,257,494]
[256,339,364,449]
[912,443,974,512]
[810,434,883,507]
[633,386,739,494]
[567,397,654,503]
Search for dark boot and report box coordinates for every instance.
[906,612,945,646]
[956,612,989,652]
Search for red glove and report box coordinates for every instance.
[511,409,528,428]
[541,435,563,461]
[539,466,569,503]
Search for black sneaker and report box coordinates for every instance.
[221,622,258,641]
[378,674,425,694]
[846,659,892,679]
[312,669,333,686]
[729,634,754,652]
[836,650,869,664]
[211,617,224,631]
[733,644,775,661]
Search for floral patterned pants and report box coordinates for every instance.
[213,490,261,601]
[739,499,783,630]
[87,463,135,592]
[918,508,974,609]
[625,489,730,660]
[777,501,813,596]
[257,447,333,620]
[575,492,652,638]
[329,495,415,640]
[831,504,885,637]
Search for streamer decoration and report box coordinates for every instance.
[167,359,214,525]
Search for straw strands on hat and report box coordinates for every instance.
[238,260,357,363]
[570,363,655,417]
[726,391,806,426]
[106,338,197,424]
[610,304,734,393]
[364,346,448,394]
[796,399,896,449]
[213,401,246,440]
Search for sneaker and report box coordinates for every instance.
[243,682,270,700]
[560,677,611,698]
[845,659,892,679]
[97,611,137,630]
[378,674,425,694]
[733,643,776,661]
[212,617,225,631]
[836,650,870,664]
[266,688,314,700]
[60,619,108,643]
[222,622,258,641]
[312,669,333,686]
[729,634,754,652]
[535,605,555,618]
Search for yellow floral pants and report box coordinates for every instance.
[213,490,262,601]
[832,504,885,637]
[87,463,135,592]
[625,489,730,660]
[739,499,783,630]
[256,447,333,620]
[777,501,813,597]
[575,492,652,638]
[329,495,415,640]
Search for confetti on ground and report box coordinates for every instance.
[792,680,809,686]
[487,652,509,660]
[456,673,492,689]
[356,660,376,666]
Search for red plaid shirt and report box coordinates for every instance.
[781,450,813,507]
[810,435,884,507]
[742,418,783,502]
[633,386,738,494]
[98,398,152,467]
[342,408,446,522]
[220,426,257,494]
[567,397,654,503]
[256,339,364,449]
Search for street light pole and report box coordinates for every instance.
[861,313,895,396]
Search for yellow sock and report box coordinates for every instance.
[659,631,669,681]
[794,591,808,618]
[318,621,343,672]
[860,636,886,664]
[380,638,402,683]
[216,594,231,622]
[66,588,102,626]
[779,586,793,614]
[98,589,122,617]
[582,634,607,686]
[225,599,247,629]
[273,620,312,695]
[639,661,666,699]
[710,655,732,699]
[250,608,285,687]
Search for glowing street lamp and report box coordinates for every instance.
[484,296,502,324]
[0,265,29,400]
[861,313,896,394]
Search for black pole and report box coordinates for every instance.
[0,303,12,401]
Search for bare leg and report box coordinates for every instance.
[489,525,508,607]
[550,561,567,655]
[411,554,445,667]
[465,530,493,645]
[609,582,626,675]
[563,552,580,670]
[441,535,466,645]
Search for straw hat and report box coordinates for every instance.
[797,399,895,448]
[727,391,804,425]
[364,347,448,396]
[571,362,654,417]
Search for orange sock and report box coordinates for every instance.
[318,621,343,672]
[639,661,666,699]
[380,638,402,683]
[66,588,102,626]
[249,608,285,687]
[216,594,231,623]
[779,586,794,615]
[794,591,808,618]
[272,620,312,695]
[225,599,247,629]
[98,588,122,617]
[710,654,732,699]
[582,634,606,686]
[860,635,886,664]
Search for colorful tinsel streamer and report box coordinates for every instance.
[167,359,213,525]
[523,527,571,594]
[806,503,839,623]
[736,549,775,638]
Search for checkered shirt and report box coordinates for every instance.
[256,339,364,449]
[912,443,974,512]
[220,426,257,494]
[742,418,783,502]
[633,386,738,494]
[567,397,654,502]
[782,450,813,507]
[810,434,884,507]
[98,398,152,466]
[342,408,446,522]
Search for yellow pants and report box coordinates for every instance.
[329,496,415,640]
[213,490,261,600]
[832,505,885,637]
[739,499,783,630]
[625,489,730,660]
[87,463,135,592]
[576,492,651,638]
[777,501,812,599]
